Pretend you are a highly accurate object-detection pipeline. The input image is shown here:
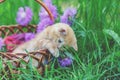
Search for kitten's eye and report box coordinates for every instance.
[58,39,62,43]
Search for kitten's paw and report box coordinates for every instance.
[48,48,59,57]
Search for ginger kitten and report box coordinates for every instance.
[13,23,77,57]
[13,39,59,57]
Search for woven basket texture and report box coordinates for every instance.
[0,0,54,75]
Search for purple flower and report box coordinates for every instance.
[37,0,58,33]
[13,33,25,41]
[16,7,33,26]
[37,18,54,33]
[0,37,4,49]
[39,0,58,20]
[14,33,35,41]
[58,57,73,67]
[60,8,77,25]
[24,33,35,41]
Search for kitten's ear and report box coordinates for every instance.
[59,28,66,36]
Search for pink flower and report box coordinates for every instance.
[16,7,33,26]
[4,34,25,52]
[4,33,35,52]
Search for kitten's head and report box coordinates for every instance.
[47,23,78,51]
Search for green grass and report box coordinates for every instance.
[0,0,120,80]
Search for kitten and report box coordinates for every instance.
[13,39,59,57]
[13,23,77,57]
[35,23,78,50]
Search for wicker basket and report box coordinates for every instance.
[0,0,54,75]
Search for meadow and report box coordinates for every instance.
[0,0,120,80]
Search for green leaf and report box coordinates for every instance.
[64,52,75,60]
[103,29,120,46]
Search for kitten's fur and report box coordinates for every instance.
[13,23,77,57]
[13,39,59,57]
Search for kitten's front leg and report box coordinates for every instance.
[48,47,59,57]
[45,43,59,58]
[38,39,60,58]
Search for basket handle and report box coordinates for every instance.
[0,0,54,21]
[35,0,54,21]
